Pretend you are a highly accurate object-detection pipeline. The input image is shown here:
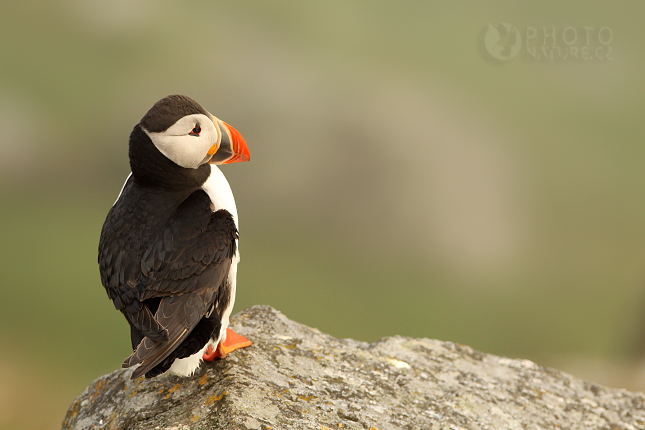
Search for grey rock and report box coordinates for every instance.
[63,305,645,429]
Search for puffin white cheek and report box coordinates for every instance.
[179,136,213,168]
[149,134,212,169]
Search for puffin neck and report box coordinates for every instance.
[128,124,210,192]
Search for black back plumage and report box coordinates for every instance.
[98,96,238,378]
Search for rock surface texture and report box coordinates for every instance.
[63,305,645,430]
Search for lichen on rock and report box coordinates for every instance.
[63,305,645,430]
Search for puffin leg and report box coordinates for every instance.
[203,327,251,361]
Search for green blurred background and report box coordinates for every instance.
[2,1,645,428]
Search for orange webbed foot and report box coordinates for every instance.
[203,327,252,361]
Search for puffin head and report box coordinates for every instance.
[129,95,249,188]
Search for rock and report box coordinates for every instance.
[63,305,645,430]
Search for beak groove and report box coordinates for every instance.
[208,120,250,165]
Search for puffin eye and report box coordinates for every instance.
[189,124,201,136]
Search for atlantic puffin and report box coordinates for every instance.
[98,95,251,379]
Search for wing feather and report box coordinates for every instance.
[119,190,237,378]
[124,290,214,379]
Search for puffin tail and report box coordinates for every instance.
[123,291,207,379]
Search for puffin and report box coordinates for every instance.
[98,95,251,379]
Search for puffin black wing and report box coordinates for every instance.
[123,190,238,379]
[139,191,238,298]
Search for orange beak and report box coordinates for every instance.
[208,120,250,164]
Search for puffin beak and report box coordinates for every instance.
[208,119,250,164]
